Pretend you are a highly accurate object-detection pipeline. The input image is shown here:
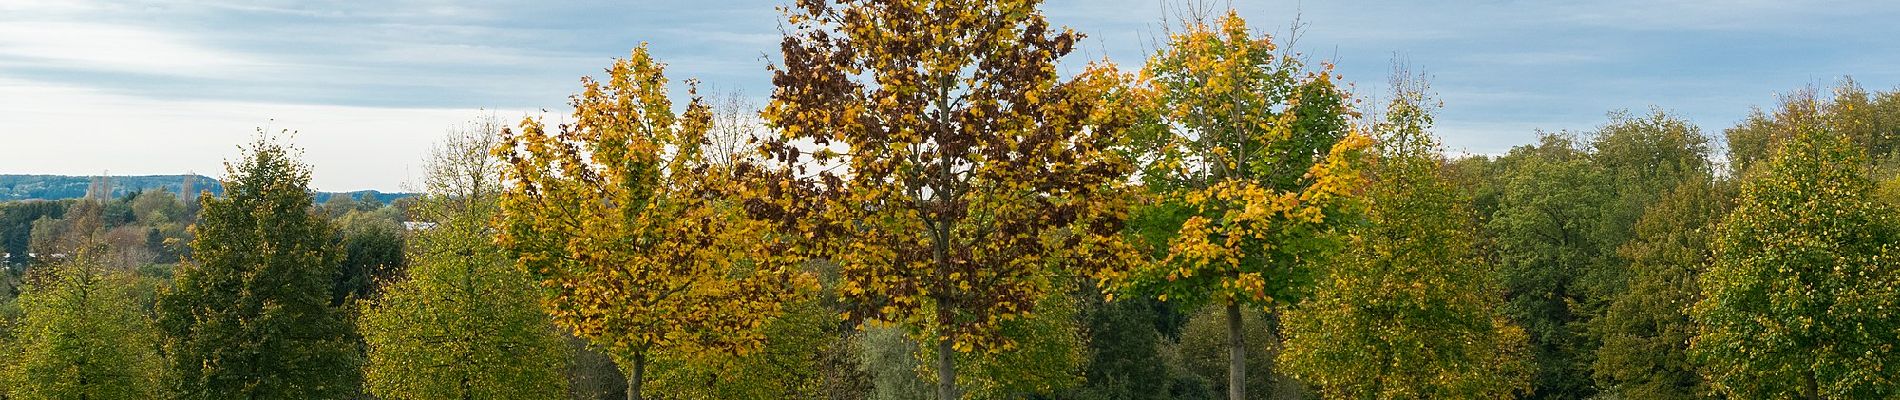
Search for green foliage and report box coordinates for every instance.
[1280,74,1532,399]
[646,297,836,399]
[1590,178,1729,399]
[1112,12,1371,400]
[1071,299,1175,400]
[1693,97,1900,399]
[332,207,405,304]
[920,290,1088,399]
[2,254,165,399]
[1591,109,1712,242]
[1481,132,1615,399]
[858,325,933,400]
[156,134,363,399]
[359,122,569,400]
[0,200,71,265]
[1176,305,1302,400]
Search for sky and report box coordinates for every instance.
[2,0,1897,192]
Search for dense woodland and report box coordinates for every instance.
[5,1,1900,399]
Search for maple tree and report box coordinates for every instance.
[761,0,1138,397]
[1113,10,1372,400]
[492,44,808,400]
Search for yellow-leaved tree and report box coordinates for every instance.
[1115,10,1373,400]
[493,44,809,400]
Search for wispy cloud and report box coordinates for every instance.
[0,21,276,78]
[0,0,1896,190]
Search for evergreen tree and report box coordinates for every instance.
[156,134,363,399]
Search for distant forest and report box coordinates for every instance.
[0,174,411,203]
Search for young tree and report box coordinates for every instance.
[1693,96,1900,399]
[156,134,363,399]
[1279,70,1532,399]
[358,117,569,400]
[493,45,807,400]
[763,1,1137,398]
[1114,10,1372,400]
[1,251,164,400]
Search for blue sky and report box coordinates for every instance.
[2,0,1897,191]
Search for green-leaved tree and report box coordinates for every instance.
[1,251,164,400]
[1693,95,1900,399]
[157,134,363,399]
[359,117,570,400]
[1280,71,1532,399]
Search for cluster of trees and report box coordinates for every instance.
[6,1,1900,399]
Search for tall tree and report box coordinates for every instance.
[359,117,569,400]
[1693,96,1900,399]
[156,134,363,399]
[1482,132,1614,399]
[493,45,807,400]
[1279,70,1532,399]
[1114,10,1372,400]
[1590,109,1712,244]
[1589,178,1728,399]
[1584,109,1723,399]
[1,250,164,399]
[763,1,1137,398]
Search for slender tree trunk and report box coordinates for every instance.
[1800,370,1818,399]
[937,335,958,399]
[627,351,645,400]
[1228,302,1245,400]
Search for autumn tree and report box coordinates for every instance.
[761,0,1138,398]
[1113,10,1372,400]
[156,134,363,399]
[493,45,807,400]
[1,248,164,399]
[1693,95,1900,399]
[358,116,569,400]
[1279,70,1531,399]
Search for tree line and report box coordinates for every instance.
[6,1,1900,399]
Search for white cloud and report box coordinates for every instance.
[0,77,531,191]
[0,21,275,78]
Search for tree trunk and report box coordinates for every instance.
[627,351,645,400]
[937,336,958,400]
[1227,302,1245,400]
[1800,370,1819,399]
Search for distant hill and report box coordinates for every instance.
[0,174,414,204]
